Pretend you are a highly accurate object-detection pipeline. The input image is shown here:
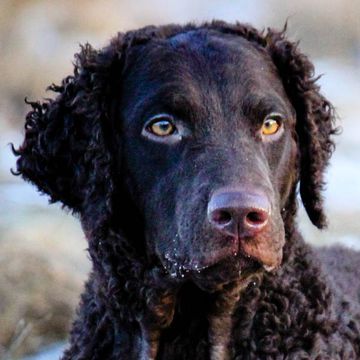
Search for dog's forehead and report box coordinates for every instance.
[168,29,266,64]
[125,30,281,92]
[121,29,290,126]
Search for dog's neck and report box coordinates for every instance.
[133,272,264,360]
[86,219,291,359]
[206,273,263,360]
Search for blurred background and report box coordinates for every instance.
[1,0,359,358]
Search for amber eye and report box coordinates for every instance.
[147,117,176,137]
[261,115,282,136]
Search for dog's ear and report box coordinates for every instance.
[13,36,124,218]
[266,29,337,229]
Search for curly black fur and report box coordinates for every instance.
[13,21,359,359]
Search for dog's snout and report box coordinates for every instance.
[207,188,270,237]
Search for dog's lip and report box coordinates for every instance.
[163,235,281,279]
[183,246,261,275]
[186,242,240,272]
[199,253,260,274]
[183,238,279,274]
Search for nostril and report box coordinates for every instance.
[211,210,232,226]
[245,210,268,227]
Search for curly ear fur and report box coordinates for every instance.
[265,28,337,229]
[13,40,123,218]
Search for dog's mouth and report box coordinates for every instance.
[162,248,264,291]
[190,253,263,291]
[161,229,283,290]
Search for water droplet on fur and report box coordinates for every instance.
[192,263,201,274]
[169,269,177,278]
[233,252,238,256]
[263,264,276,272]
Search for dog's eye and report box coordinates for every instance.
[148,120,175,136]
[142,114,188,144]
[261,114,282,136]
[146,116,176,137]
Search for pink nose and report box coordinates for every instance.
[207,188,270,238]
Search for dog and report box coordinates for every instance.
[14,21,360,359]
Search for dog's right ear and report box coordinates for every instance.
[265,28,338,229]
[13,37,124,213]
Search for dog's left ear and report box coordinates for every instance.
[266,29,337,229]
[13,36,125,225]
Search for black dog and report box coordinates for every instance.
[14,21,360,359]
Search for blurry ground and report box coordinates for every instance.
[0,0,359,359]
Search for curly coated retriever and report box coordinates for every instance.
[14,21,360,359]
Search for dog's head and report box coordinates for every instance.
[14,22,336,290]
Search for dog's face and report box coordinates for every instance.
[117,30,296,286]
[15,22,335,291]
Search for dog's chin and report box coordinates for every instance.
[161,245,277,291]
[189,255,262,292]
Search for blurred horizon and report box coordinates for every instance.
[1,1,359,358]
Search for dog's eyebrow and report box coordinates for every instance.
[165,88,205,119]
[242,93,293,119]
[134,82,205,122]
